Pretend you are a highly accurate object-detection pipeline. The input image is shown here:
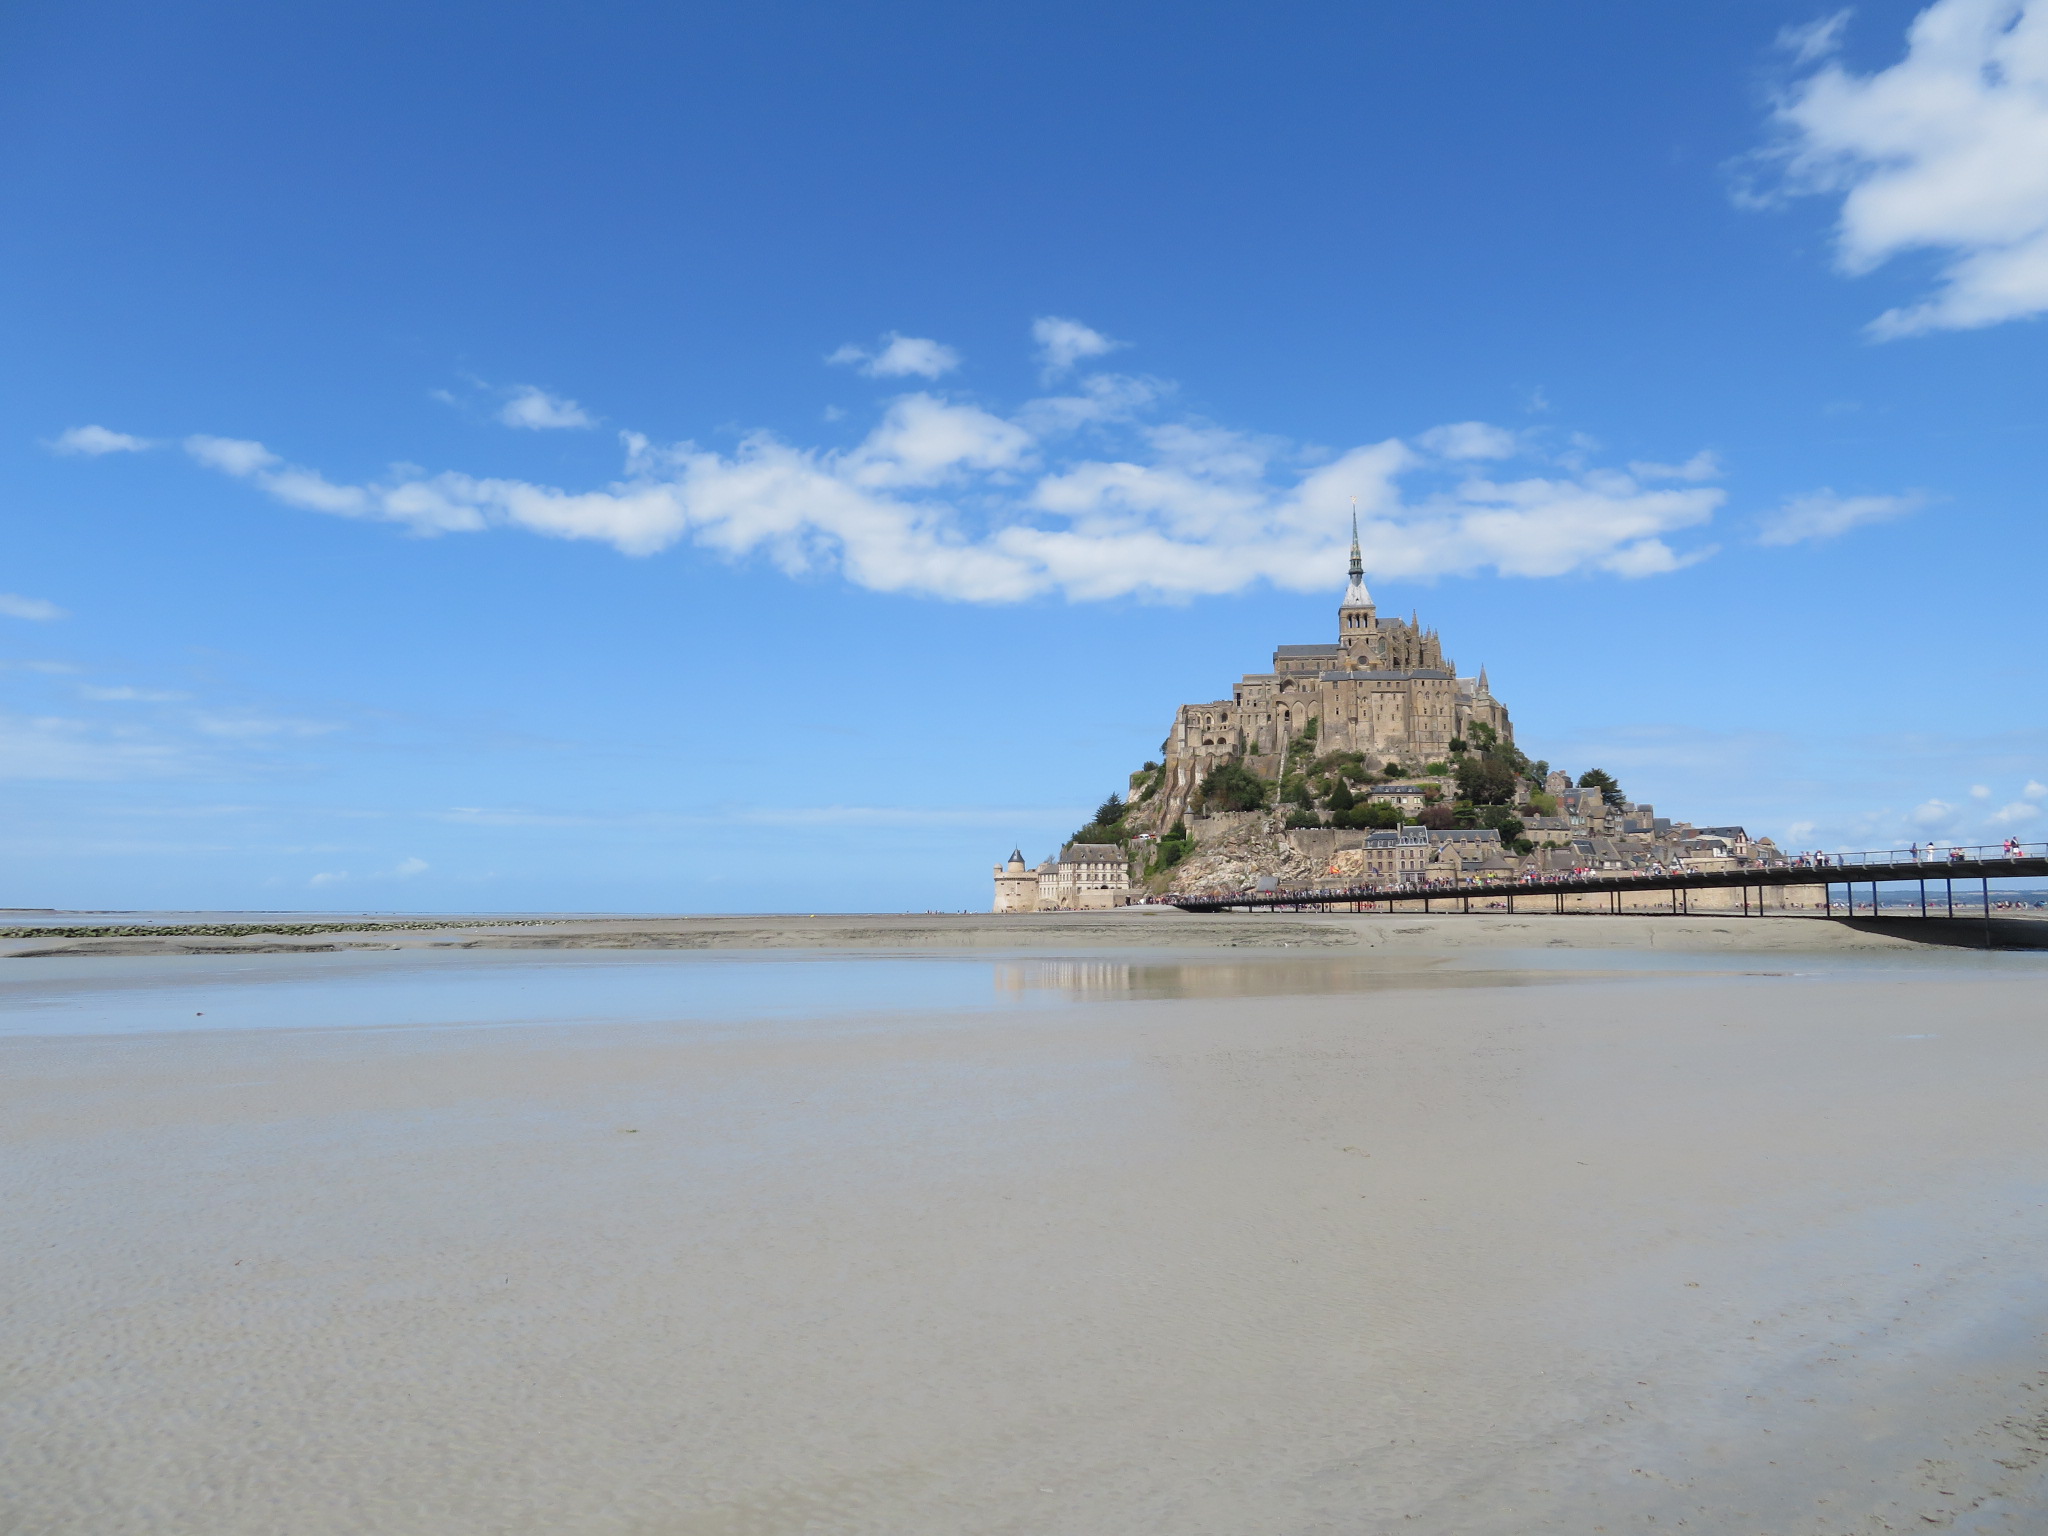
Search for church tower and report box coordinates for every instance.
[1337,510,1377,667]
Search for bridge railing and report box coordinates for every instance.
[1818,839,2047,867]
[1167,838,2048,905]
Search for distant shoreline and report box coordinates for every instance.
[7,906,2045,958]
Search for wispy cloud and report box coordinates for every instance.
[153,336,1729,600]
[1418,421,1519,461]
[827,333,962,379]
[80,685,192,703]
[499,386,595,430]
[48,424,154,456]
[1778,9,1852,65]
[184,434,481,532]
[1756,0,2048,336]
[0,594,66,621]
[1757,488,1927,545]
[433,803,1083,829]
[191,710,340,739]
[1630,451,1721,483]
[1032,316,1122,377]
[0,712,193,781]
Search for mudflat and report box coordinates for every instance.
[4,916,2046,1533]
[2,903,2034,957]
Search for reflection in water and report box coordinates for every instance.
[992,955,1555,1001]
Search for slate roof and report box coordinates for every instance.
[1274,644,1343,657]
[1061,843,1125,864]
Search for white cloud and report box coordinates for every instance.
[1912,796,1956,826]
[499,387,595,430]
[308,856,428,886]
[1779,9,1852,65]
[0,594,65,621]
[838,394,1033,488]
[1990,799,2041,823]
[186,435,281,477]
[1756,488,1926,545]
[185,434,482,534]
[1766,0,2048,336]
[158,364,1727,601]
[1419,421,1519,460]
[2026,779,2048,798]
[1629,451,1721,482]
[49,424,153,456]
[80,685,191,703]
[192,711,339,739]
[1032,316,1123,376]
[828,333,962,379]
[1971,783,1993,799]
[0,712,191,781]
[435,802,1085,829]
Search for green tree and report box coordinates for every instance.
[1147,818,1193,876]
[1478,806,1525,843]
[1283,809,1323,829]
[1198,761,1269,813]
[1577,768,1625,807]
[1093,793,1127,826]
[1455,754,1517,805]
[1325,781,1356,813]
[1067,821,1127,847]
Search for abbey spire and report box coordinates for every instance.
[1344,506,1371,608]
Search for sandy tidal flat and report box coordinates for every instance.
[4,917,2048,1534]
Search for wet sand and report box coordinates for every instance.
[5,904,2038,958]
[4,923,2048,1533]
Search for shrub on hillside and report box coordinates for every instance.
[1198,761,1269,813]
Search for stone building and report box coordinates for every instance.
[992,842,1133,912]
[992,849,1038,913]
[1355,826,1431,884]
[1144,521,1513,828]
[1040,844,1131,909]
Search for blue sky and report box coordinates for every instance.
[5,0,2048,911]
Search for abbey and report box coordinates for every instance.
[1147,522,1512,826]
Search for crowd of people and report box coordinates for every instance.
[1190,837,2047,904]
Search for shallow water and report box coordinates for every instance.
[3,941,2044,1040]
[6,941,2048,1534]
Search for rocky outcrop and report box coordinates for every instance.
[1162,816,1321,897]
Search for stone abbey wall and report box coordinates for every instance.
[1136,538,1512,832]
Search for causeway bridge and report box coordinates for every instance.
[1170,838,2048,939]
